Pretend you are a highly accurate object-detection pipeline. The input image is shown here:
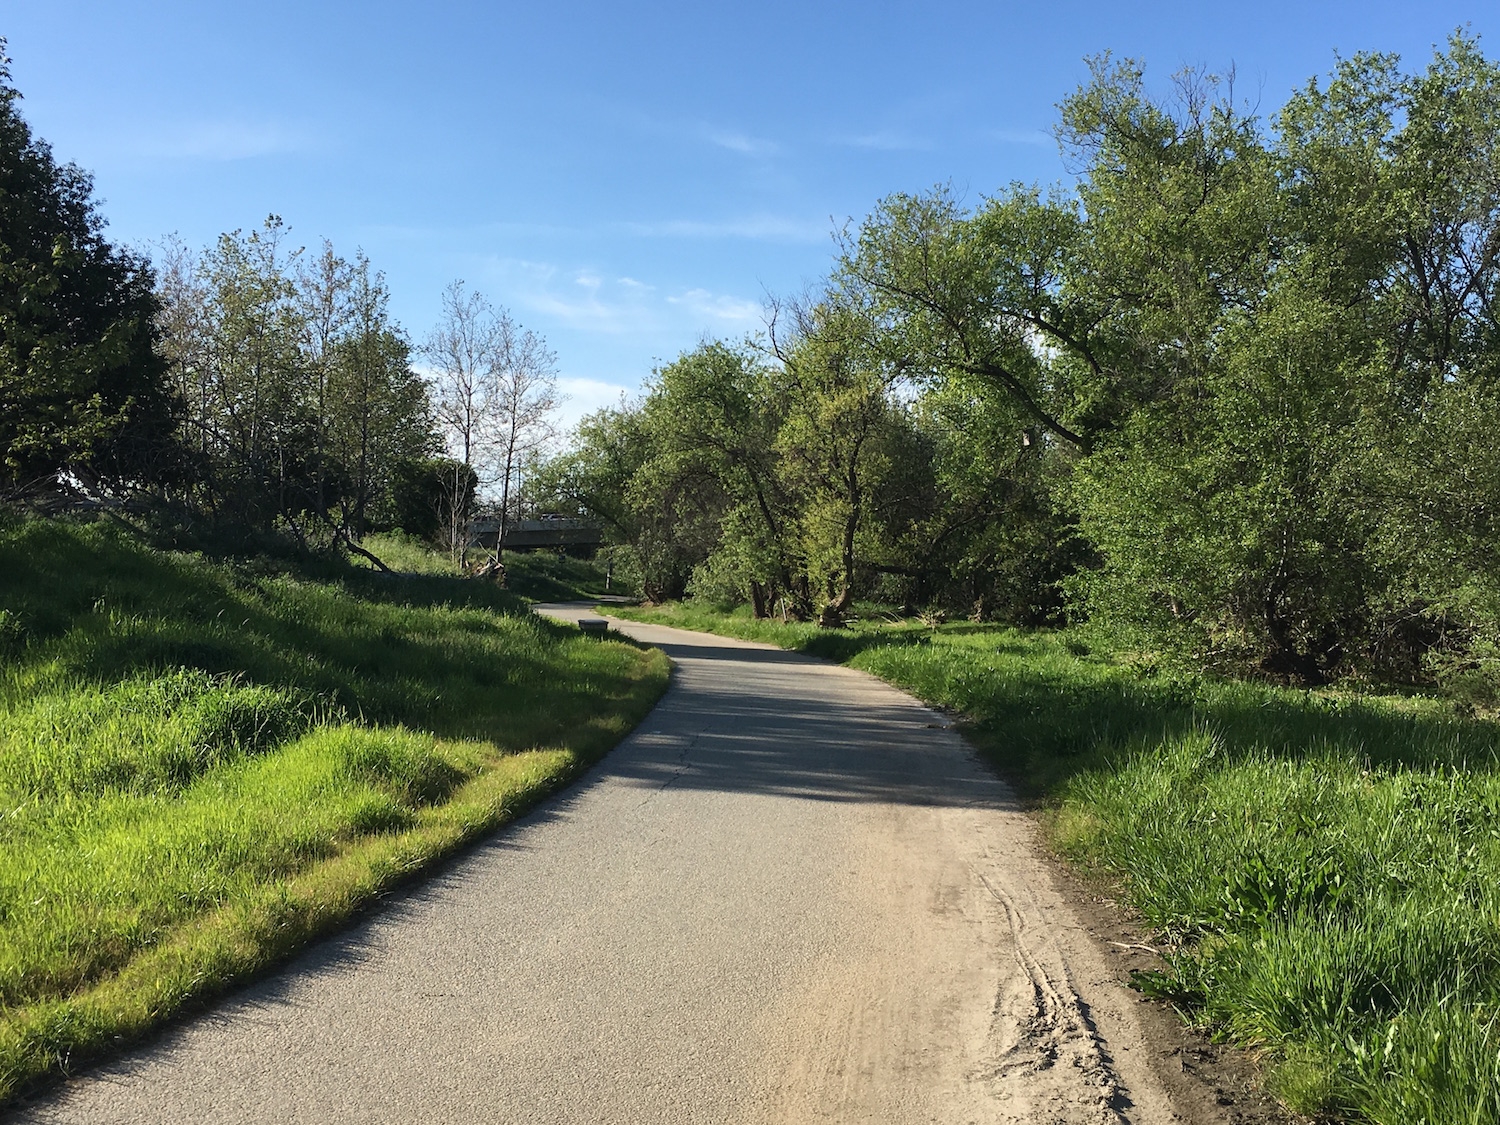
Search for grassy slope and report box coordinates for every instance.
[358,532,614,601]
[613,602,1500,1124]
[0,519,668,1103]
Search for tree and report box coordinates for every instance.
[1063,36,1500,680]
[901,377,1082,622]
[295,240,356,531]
[839,185,1095,452]
[0,41,179,497]
[769,297,901,624]
[530,401,682,601]
[179,219,309,533]
[424,282,495,562]
[489,320,559,564]
[542,36,1500,681]
[423,281,560,573]
[324,256,434,541]
[643,342,792,614]
[1293,35,1500,677]
[156,223,435,553]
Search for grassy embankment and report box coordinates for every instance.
[613,601,1500,1125]
[0,519,667,1104]
[357,532,614,602]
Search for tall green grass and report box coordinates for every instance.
[0,518,667,1103]
[616,603,1500,1123]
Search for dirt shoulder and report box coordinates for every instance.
[1023,810,1299,1125]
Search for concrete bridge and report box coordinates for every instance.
[467,517,604,553]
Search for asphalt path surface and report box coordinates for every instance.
[15,607,1187,1124]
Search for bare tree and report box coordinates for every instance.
[491,324,559,567]
[424,281,501,564]
[423,281,561,574]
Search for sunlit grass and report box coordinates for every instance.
[616,601,1500,1124]
[358,531,612,600]
[0,517,668,1102]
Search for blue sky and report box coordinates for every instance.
[3,1,1492,425]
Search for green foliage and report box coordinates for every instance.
[907,378,1082,620]
[533,401,683,598]
[157,225,436,542]
[1060,36,1500,681]
[0,42,178,495]
[571,41,1500,663]
[802,34,1500,682]
[543,325,1069,625]
[384,456,472,543]
[638,341,787,603]
[768,298,902,621]
[840,183,1095,448]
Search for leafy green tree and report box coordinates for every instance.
[544,36,1500,681]
[1055,57,1365,677]
[904,378,1082,622]
[768,298,904,623]
[529,402,699,601]
[0,43,178,496]
[1066,35,1500,680]
[386,456,475,543]
[643,342,793,614]
[157,222,436,552]
[172,219,309,531]
[533,403,648,537]
[1299,36,1500,677]
[839,185,1096,451]
[326,271,434,539]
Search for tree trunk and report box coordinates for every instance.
[749,580,769,619]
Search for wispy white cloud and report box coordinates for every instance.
[523,289,640,333]
[667,288,762,324]
[555,375,638,430]
[361,215,826,248]
[130,119,317,161]
[618,215,829,243]
[838,129,934,152]
[613,106,780,158]
[478,259,657,334]
[705,129,778,156]
[463,257,764,342]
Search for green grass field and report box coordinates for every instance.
[614,602,1500,1124]
[0,519,668,1104]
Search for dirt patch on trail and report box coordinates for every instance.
[1038,839,1300,1125]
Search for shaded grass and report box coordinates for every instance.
[0,517,668,1102]
[500,551,613,601]
[615,602,1500,1124]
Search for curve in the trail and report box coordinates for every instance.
[13,607,1186,1125]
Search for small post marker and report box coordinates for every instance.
[578,617,610,637]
